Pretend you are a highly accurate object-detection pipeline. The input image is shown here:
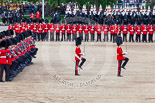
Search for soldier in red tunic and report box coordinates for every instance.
[135,23,141,42]
[121,24,128,42]
[49,21,55,41]
[55,24,60,41]
[75,37,86,76]
[36,11,41,20]
[83,24,89,41]
[148,23,154,42]
[128,23,135,42]
[30,11,35,21]
[66,24,71,41]
[116,37,129,77]
[0,40,12,82]
[43,20,49,41]
[102,23,109,42]
[95,24,102,42]
[89,24,95,42]
[141,23,148,43]
[71,24,77,41]
[60,23,66,41]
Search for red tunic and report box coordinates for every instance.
[71,25,77,34]
[135,25,141,35]
[121,25,128,34]
[30,13,35,20]
[77,25,83,33]
[49,24,55,33]
[83,25,89,34]
[0,49,10,64]
[148,25,154,34]
[102,25,109,34]
[66,25,71,34]
[60,24,66,34]
[117,47,125,61]
[141,25,147,35]
[128,25,134,35]
[36,12,41,19]
[89,25,94,34]
[43,24,49,33]
[75,47,81,61]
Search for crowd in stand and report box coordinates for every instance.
[0,1,43,25]
[0,30,38,82]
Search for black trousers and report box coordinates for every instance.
[136,34,141,42]
[56,33,60,41]
[110,34,113,42]
[142,34,147,42]
[85,33,89,42]
[148,34,153,42]
[41,33,44,41]
[113,34,117,43]
[67,33,71,41]
[97,34,101,42]
[50,32,54,41]
[104,34,108,42]
[123,34,127,42]
[129,35,134,42]
[91,33,94,41]
[117,57,129,76]
[37,33,41,41]
[61,33,65,41]
[75,58,86,75]
[0,64,10,81]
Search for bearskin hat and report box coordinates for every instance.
[75,37,82,46]
[116,36,123,46]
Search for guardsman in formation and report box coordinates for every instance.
[121,23,128,42]
[102,23,109,42]
[135,23,141,42]
[128,23,135,42]
[77,24,83,40]
[109,23,115,42]
[66,23,71,41]
[83,24,89,42]
[60,22,66,41]
[89,24,95,42]
[0,40,12,82]
[0,30,38,82]
[113,23,118,43]
[37,20,43,41]
[116,37,129,77]
[75,37,86,76]
[141,23,148,43]
[71,24,77,41]
[49,21,55,41]
[96,24,102,42]
[55,24,60,41]
[148,23,154,43]
[43,20,49,41]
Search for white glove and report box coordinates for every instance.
[124,52,128,55]
[82,53,85,56]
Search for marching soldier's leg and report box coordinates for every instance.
[79,58,86,68]
[122,57,129,69]
[75,60,79,75]
[117,60,122,76]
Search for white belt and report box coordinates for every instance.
[50,28,54,29]
[0,56,6,58]
[75,54,81,60]
[137,30,140,31]
[45,28,48,29]
[150,30,153,31]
